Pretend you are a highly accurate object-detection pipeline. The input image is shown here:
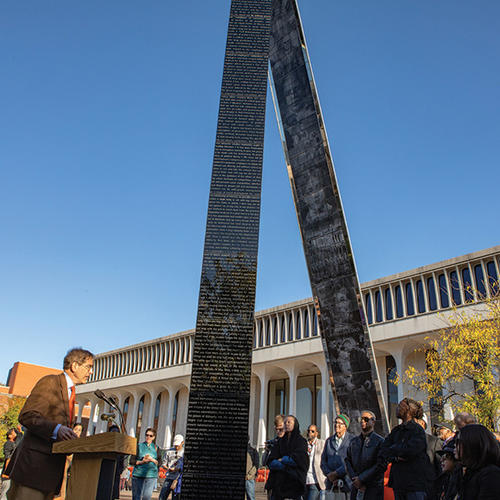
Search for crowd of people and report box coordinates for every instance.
[1,346,499,500]
[261,400,500,500]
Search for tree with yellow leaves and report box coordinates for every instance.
[404,292,500,431]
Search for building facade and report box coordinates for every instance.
[76,246,500,449]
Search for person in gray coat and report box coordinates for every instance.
[345,411,385,500]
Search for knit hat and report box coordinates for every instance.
[336,414,350,428]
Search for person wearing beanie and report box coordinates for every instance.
[320,414,355,499]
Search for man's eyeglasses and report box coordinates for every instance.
[360,417,373,422]
[145,433,155,437]
[80,364,93,372]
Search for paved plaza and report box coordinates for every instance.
[118,481,268,499]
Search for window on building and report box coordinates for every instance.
[416,280,426,313]
[135,395,145,439]
[265,318,271,346]
[296,311,302,339]
[438,273,449,308]
[395,286,404,318]
[474,264,486,298]
[172,391,179,437]
[272,317,278,344]
[427,277,437,311]
[153,394,161,430]
[267,379,289,431]
[281,315,286,343]
[313,312,319,336]
[375,290,383,322]
[122,397,129,427]
[304,309,310,337]
[406,283,415,315]
[296,374,321,431]
[288,313,293,341]
[486,260,499,296]
[258,321,263,347]
[449,271,462,305]
[462,268,473,303]
[365,293,373,324]
[385,288,393,321]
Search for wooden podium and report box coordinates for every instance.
[53,432,136,500]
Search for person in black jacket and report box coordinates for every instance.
[265,415,308,500]
[377,398,430,500]
[345,411,384,500]
[435,443,461,500]
[456,424,500,500]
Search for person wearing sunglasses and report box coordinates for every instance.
[131,428,162,500]
[345,411,385,500]
[304,425,326,500]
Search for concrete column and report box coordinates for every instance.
[256,370,269,449]
[87,400,97,435]
[287,365,297,416]
[391,349,406,402]
[163,388,178,449]
[248,376,257,444]
[126,393,140,437]
[76,400,84,423]
[320,365,330,439]
[156,390,170,448]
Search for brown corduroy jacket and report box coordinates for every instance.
[7,372,72,494]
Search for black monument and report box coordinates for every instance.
[182,1,273,498]
[183,0,388,498]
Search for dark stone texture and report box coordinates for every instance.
[269,0,389,435]
[182,1,272,498]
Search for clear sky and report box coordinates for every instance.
[1,1,499,381]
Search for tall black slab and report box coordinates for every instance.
[182,1,272,498]
[269,0,389,434]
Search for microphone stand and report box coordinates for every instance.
[94,390,126,434]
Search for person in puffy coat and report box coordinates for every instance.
[456,424,500,500]
[265,415,309,500]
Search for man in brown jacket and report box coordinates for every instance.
[6,347,94,500]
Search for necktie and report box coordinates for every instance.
[69,385,76,424]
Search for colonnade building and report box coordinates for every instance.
[76,246,500,449]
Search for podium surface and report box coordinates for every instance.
[53,432,136,500]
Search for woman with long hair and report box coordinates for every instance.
[456,424,500,499]
[265,415,309,500]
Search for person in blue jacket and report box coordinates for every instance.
[321,414,354,499]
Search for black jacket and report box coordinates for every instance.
[345,431,385,488]
[459,464,500,500]
[265,422,308,499]
[378,419,430,493]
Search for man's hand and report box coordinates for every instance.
[57,426,77,441]
[353,477,365,490]
[327,471,338,482]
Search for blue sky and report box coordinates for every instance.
[1,1,499,381]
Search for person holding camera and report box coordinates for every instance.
[131,428,162,500]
